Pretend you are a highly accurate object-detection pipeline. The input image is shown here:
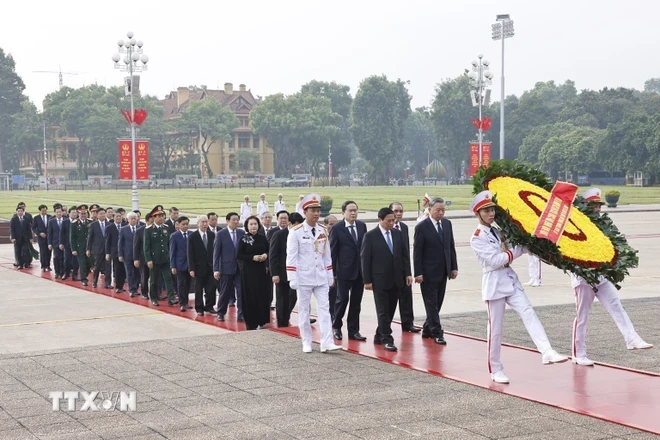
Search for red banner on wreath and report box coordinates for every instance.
[118,140,149,181]
[469,142,491,176]
[533,181,578,243]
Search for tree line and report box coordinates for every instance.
[2,46,660,183]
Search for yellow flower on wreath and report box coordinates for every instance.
[486,176,616,267]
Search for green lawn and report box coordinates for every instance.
[1,185,659,220]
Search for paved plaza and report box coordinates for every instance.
[0,209,658,439]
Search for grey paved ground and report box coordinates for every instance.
[434,297,660,374]
[0,331,658,440]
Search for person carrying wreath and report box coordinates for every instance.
[569,188,652,366]
[469,190,568,384]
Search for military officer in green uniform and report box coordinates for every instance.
[70,204,92,286]
[144,205,178,306]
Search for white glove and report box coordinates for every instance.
[327,276,335,287]
[289,280,299,290]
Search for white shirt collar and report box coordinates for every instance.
[378,225,391,236]
[345,220,355,227]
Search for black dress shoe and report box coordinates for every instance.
[270,306,276,310]
[373,336,382,345]
[434,337,447,345]
[61,275,69,280]
[114,289,123,294]
[197,311,204,317]
[130,292,137,298]
[158,295,167,301]
[81,280,88,286]
[151,300,159,306]
[204,306,216,313]
[237,316,244,322]
[383,343,398,352]
[333,329,343,340]
[72,277,79,281]
[421,333,434,339]
[181,304,192,310]
[228,301,236,307]
[104,285,112,289]
[141,294,149,299]
[402,326,421,333]
[92,283,98,288]
[349,332,367,341]
[180,306,187,312]
[168,300,177,307]
[310,318,317,324]
[217,314,225,321]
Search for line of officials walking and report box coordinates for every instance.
[9,195,460,353]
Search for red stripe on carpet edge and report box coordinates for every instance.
[4,263,660,436]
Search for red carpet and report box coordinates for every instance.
[5,263,659,435]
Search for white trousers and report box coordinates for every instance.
[528,255,541,282]
[298,284,333,348]
[572,282,639,358]
[486,291,551,374]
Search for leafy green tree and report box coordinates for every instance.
[0,48,27,171]
[402,108,436,177]
[6,101,42,172]
[596,114,659,182]
[250,93,341,176]
[300,80,353,171]
[430,74,474,177]
[538,126,603,180]
[180,98,239,178]
[351,75,411,183]
[518,122,576,165]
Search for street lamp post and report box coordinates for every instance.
[492,14,514,160]
[468,54,493,166]
[112,31,149,211]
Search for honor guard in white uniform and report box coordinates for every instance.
[469,191,568,384]
[526,254,542,287]
[295,195,305,216]
[240,195,252,225]
[274,194,286,214]
[416,193,431,223]
[257,193,269,218]
[570,188,652,366]
[286,193,341,353]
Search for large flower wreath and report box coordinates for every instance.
[472,161,638,288]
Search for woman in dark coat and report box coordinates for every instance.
[237,216,271,330]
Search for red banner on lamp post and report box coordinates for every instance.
[469,141,491,176]
[118,139,149,181]
[533,181,579,243]
[135,140,149,180]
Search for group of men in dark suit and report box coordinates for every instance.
[11,197,459,349]
[328,198,458,351]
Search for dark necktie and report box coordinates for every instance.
[395,224,400,230]
[490,228,499,241]
[202,233,207,246]
[311,227,316,237]
[349,225,357,243]
[101,222,105,236]
[183,231,187,239]
[58,219,61,228]
[436,221,443,241]
[231,230,236,247]
[132,226,135,234]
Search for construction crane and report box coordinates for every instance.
[33,68,78,89]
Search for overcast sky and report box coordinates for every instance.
[3,0,658,111]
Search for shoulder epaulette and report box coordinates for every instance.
[319,224,328,232]
[292,224,303,231]
[473,229,481,237]
[146,224,153,229]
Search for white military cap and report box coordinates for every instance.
[470,190,497,213]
